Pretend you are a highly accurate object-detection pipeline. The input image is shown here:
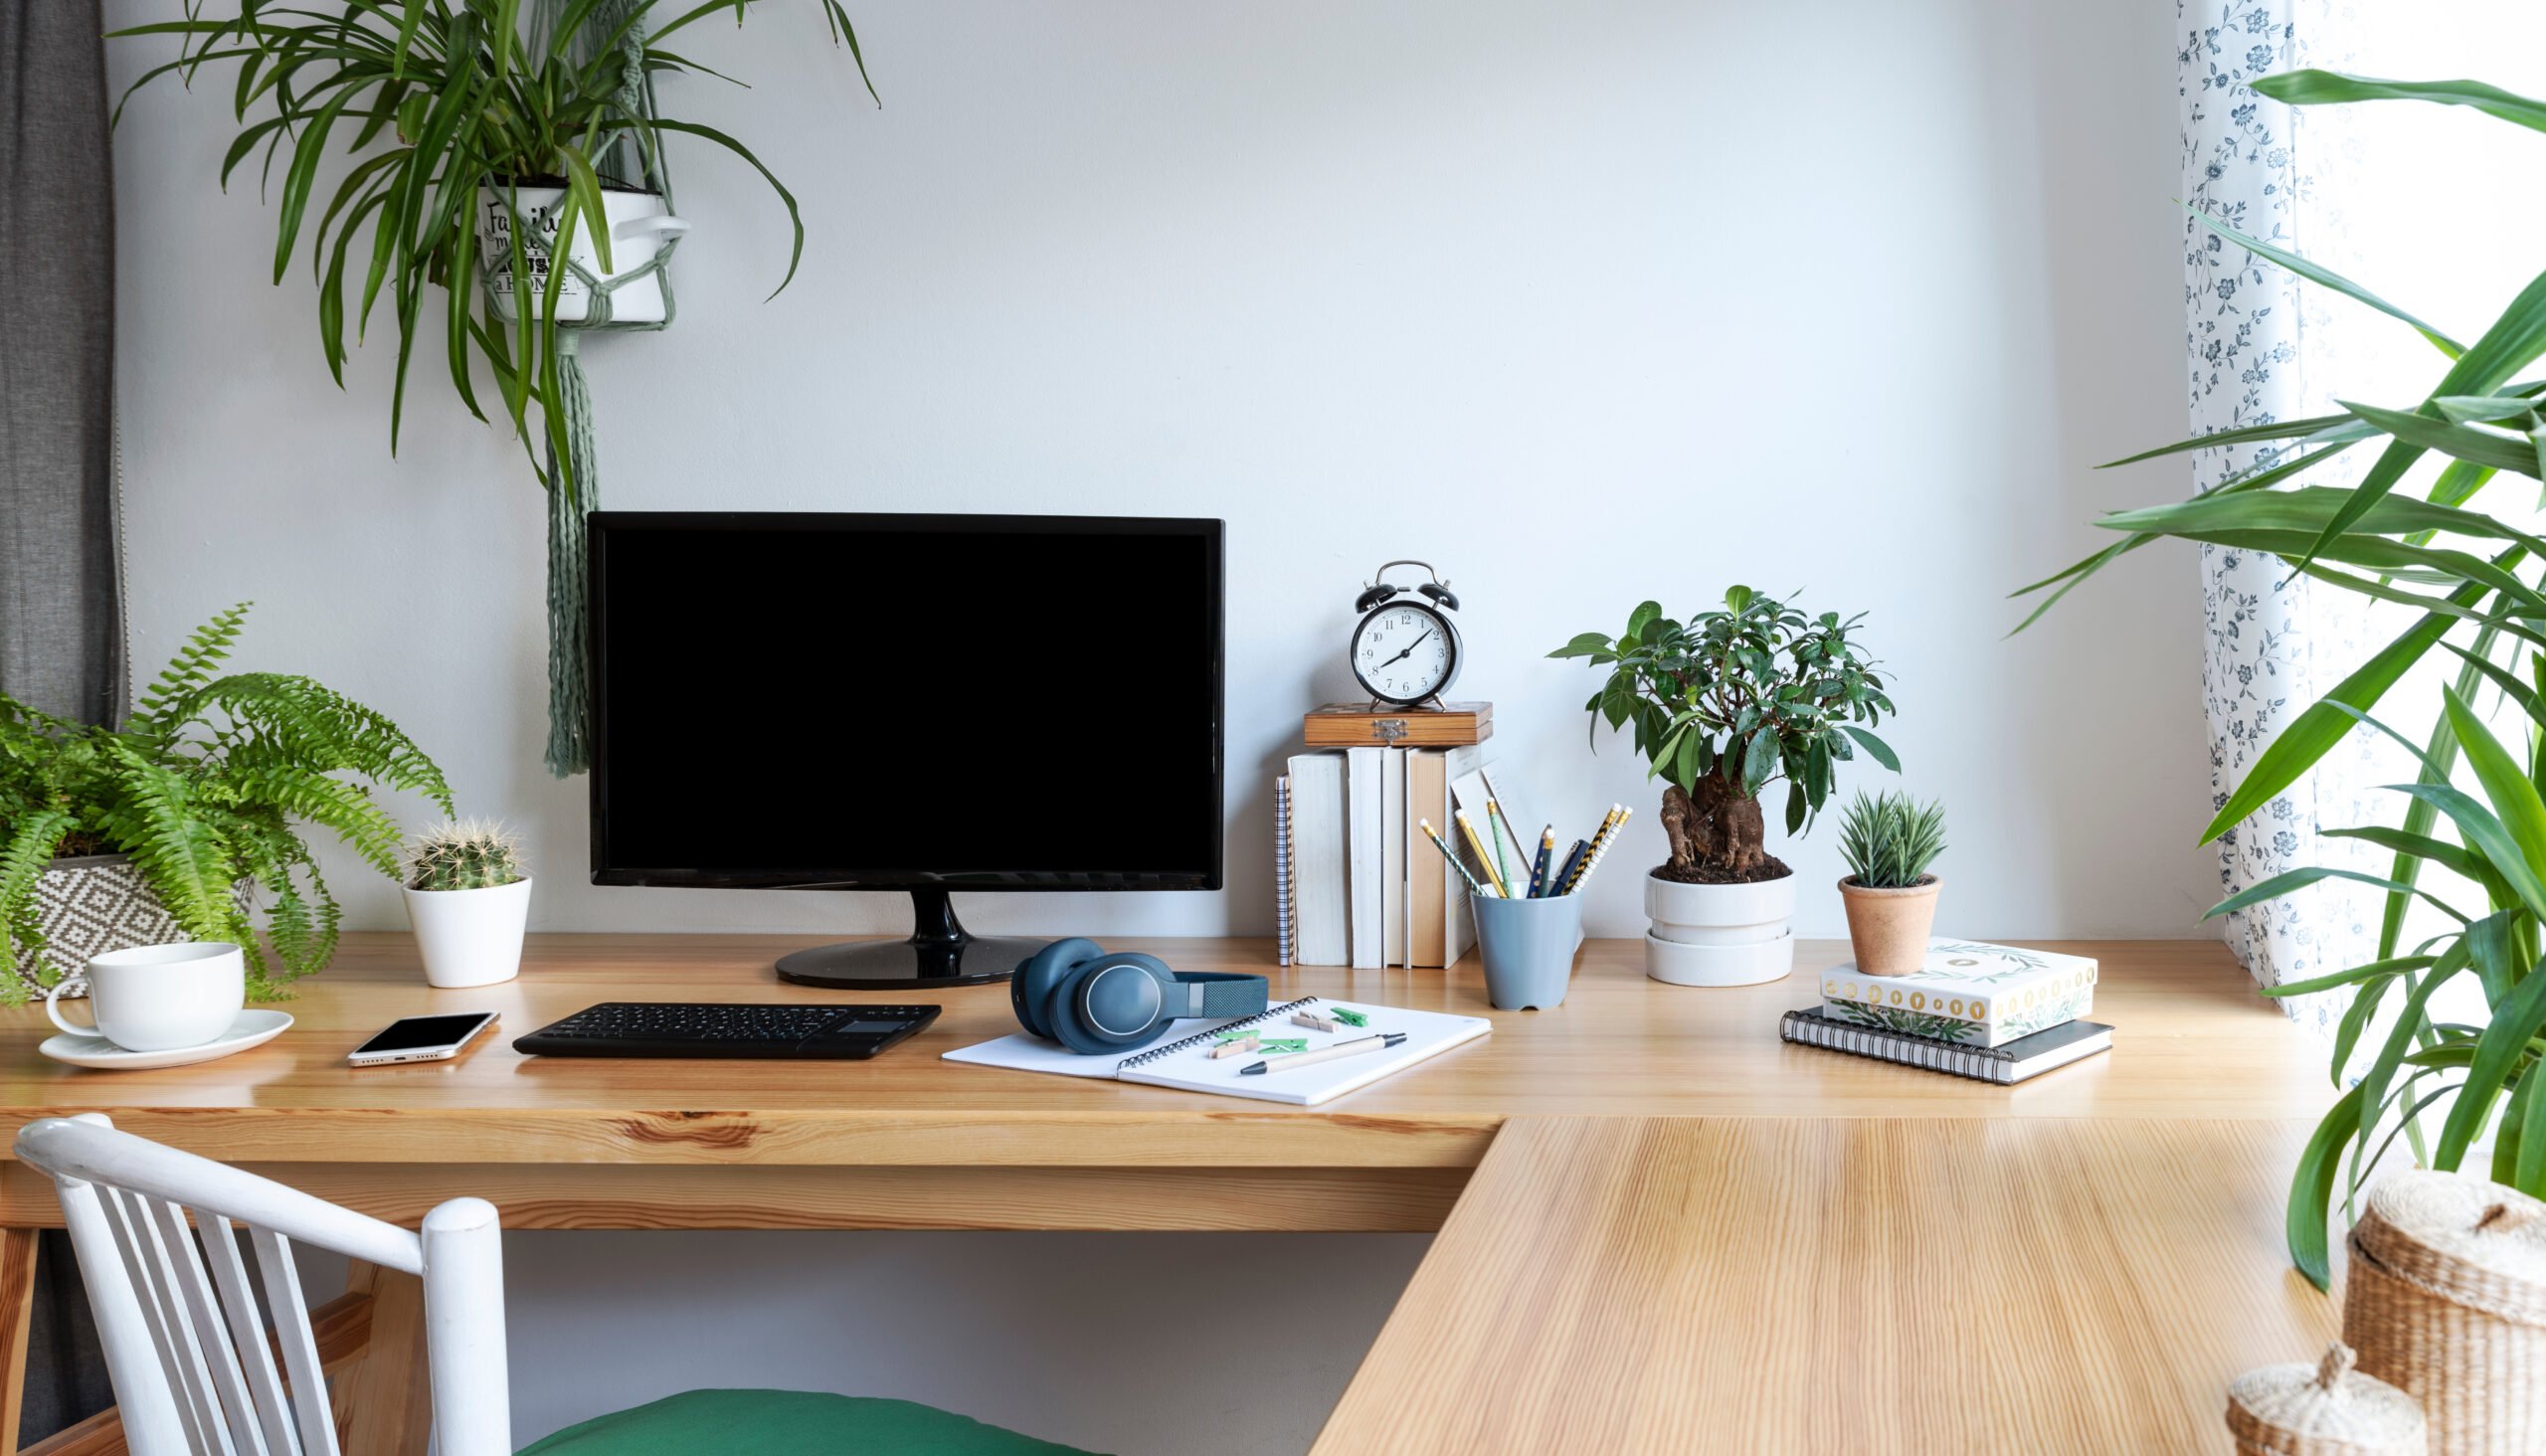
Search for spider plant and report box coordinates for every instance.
[107,0,874,495]
[2016,69,2546,1288]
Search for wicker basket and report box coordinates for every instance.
[2228,1344,2426,1456]
[2344,1170,2546,1456]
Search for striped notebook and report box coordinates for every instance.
[1275,776,1295,967]
[1778,1006,2111,1085]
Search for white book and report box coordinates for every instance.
[1449,761,1530,899]
[944,997,1492,1106]
[1381,748,1408,968]
[1287,753,1348,966]
[1346,746,1385,970]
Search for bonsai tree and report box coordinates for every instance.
[1550,588,1899,883]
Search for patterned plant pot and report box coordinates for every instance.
[10,854,253,999]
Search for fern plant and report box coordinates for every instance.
[0,604,451,1000]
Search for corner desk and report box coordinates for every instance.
[0,935,2335,1454]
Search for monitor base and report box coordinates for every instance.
[773,889,1046,989]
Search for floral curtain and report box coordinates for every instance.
[2182,0,2390,1031]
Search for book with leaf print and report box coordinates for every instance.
[1817,940,2097,1048]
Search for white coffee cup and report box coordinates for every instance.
[48,942,247,1052]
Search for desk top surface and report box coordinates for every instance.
[1315,1115,2334,1455]
[0,933,2319,1168]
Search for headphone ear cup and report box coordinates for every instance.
[1051,954,1178,1055]
[1010,938,1104,1041]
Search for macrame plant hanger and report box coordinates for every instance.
[523,0,681,776]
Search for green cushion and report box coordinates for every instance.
[516,1389,1105,1456]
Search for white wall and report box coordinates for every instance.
[104,2,2193,1451]
[108,0,2210,949]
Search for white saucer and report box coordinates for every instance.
[41,1010,295,1071]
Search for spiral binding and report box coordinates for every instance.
[1116,997,1323,1073]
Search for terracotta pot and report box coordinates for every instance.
[1837,875,1941,977]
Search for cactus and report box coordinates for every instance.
[405,820,525,892]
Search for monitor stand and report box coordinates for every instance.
[773,889,1045,990]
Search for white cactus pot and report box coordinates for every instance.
[402,877,533,990]
[1643,870,1795,987]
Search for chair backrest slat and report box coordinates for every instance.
[200,1213,302,1456]
[148,1200,273,1456]
[98,1187,224,1456]
[129,1194,240,1456]
[15,1115,506,1456]
[249,1227,341,1456]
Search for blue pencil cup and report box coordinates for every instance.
[1471,893,1584,1010]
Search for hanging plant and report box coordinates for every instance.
[110,0,875,774]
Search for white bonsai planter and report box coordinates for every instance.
[477,185,686,324]
[1643,870,1795,987]
[402,877,533,990]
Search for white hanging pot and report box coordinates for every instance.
[476,183,687,325]
[1643,870,1794,987]
[401,877,533,990]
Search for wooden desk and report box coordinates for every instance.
[0,934,2332,1454]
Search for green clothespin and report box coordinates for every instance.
[1330,1006,1368,1028]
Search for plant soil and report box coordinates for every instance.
[1653,856,1792,885]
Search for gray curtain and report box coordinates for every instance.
[0,0,122,1440]
[2,0,121,727]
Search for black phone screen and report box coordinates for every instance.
[354,1013,495,1055]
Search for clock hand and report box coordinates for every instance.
[1377,629,1436,669]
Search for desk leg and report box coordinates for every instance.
[0,1227,37,1456]
[331,1261,434,1456]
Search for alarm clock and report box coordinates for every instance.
[1351,560,1463,707]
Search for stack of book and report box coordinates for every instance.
[1779,939,2113,1084]
[1274,744,1512,968]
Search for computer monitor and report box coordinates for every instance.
[588,512,1224,988]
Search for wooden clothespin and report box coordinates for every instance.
[1293,1009,1340,1033]
[1210,1032,1261,1060]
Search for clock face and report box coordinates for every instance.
[1353,603,1458,705]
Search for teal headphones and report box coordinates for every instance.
[1009,938,1269,1054]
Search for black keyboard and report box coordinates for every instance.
[511,1002,940,1060]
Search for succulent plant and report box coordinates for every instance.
[1836,791,1946,889]
[406,820,525,893]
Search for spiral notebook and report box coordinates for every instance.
[943,997,1491,1106]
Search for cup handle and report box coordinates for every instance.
[45,980,97,1037]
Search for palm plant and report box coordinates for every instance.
[2020,70,2546,1287]
[0,605,452,1000]
[108,0,873,489]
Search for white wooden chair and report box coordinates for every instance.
[14,1115,1101,1456]
[13,1113,508,1456]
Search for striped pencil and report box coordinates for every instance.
[1562,805,1624,895]
[1453,811,1512,898]
[1570,806,1634,893]
[1418,819,1497,899]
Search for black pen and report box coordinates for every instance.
[1240,1031,1406,1076]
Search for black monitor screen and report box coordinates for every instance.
[590,513,1222,890]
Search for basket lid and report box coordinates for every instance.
[2355,1170,2546,1326]
[2227,1345,2426,1455]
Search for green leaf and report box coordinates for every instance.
[1740,729,1777,795]
[2437,941,2546,1170]
[2207,865,2470,923]
[2256,954,2435,1000]
[647,118,808,296]
[2390,782,2546,919]
[2342,399,2542,477]
[2202,573,2497,843]
[1839,725,1899,773]
[1548,633,1613,660]
[2183,203,2463,358]
[1625,601,1662,640]
[2254,70,2546,136]
[2443,684,2546,871]
[2288,1084,2366,1290]
[2094,413,2357,469]
[1724,585,1753,615]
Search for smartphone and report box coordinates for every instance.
[348,1011,500,1067]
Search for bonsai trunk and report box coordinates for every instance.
[1657,772,1791,885]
